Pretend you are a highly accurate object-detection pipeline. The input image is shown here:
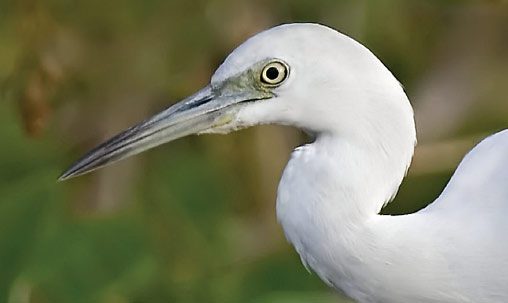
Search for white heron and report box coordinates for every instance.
[60,23,508,303]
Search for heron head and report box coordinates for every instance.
[60,23,414,180]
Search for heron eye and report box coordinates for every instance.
[261,61,288,86]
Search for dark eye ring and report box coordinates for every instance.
[261,61,289,86]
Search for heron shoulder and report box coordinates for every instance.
[424,129,508,214]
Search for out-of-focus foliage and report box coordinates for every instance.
[1,0,507,302]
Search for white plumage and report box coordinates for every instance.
[61,23,508,303]
[215,23,508,302]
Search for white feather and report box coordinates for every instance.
[215,23,508,302]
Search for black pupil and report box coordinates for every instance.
[266,67,280,80]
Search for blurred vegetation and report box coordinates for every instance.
[1,0,507,302]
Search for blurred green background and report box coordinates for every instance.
[1,0,508,302]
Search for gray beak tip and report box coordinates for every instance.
[58,166,84,182]
[57,171,73,182]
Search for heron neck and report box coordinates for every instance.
[277,128,415,236]
[317,130,414,216]
[276,130,415,294]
